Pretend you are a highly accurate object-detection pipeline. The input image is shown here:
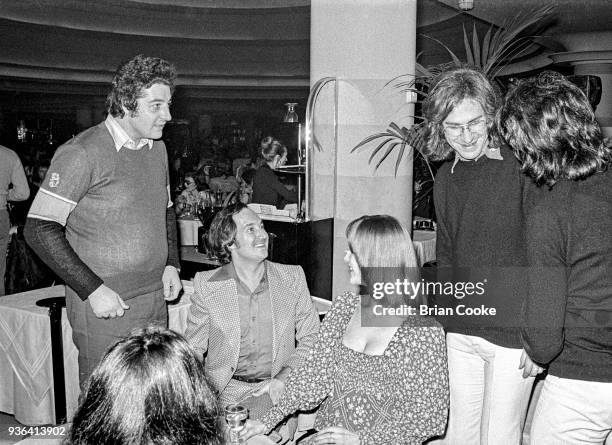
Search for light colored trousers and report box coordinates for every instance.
[529,374,612,444]
[431,332,535,445]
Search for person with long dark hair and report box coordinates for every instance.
[498,71,612,443]
[66,326,223,445]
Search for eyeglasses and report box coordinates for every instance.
[443,118,487,138]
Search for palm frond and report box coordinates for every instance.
[483,5,554,73]
[471,23,482,69]
[349,5,553,185]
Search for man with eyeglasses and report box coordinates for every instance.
[24,55,182,386]
[422,67,540,444]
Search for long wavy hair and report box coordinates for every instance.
[106,54,176,118]
[422,67,501,161]
[497,71,611,187]
[346,215,418,306]
[67,327,222,445]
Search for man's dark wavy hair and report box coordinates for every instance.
[106,54,176,118]
[422,67,502,161]
[498,71,611,187]
[67,327,222,445]
[208,202,249,264]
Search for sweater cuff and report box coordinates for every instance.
[24,217,104,300]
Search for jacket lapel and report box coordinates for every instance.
[267,261,286,367]
[210,278,241,370]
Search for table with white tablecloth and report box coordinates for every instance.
[412,229,436,266]
[0,285,192,425]
[0,283,331,426]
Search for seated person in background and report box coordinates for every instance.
[67,326,223,445]
[251,136,297,208]
[242,215,449,445]
[175,172,204,216]
[209,175,240,195]
[195,164,212,191]
[498,72,612,443]
[169,155,184,195]
[237,166,256,204]
[185,203,320,444]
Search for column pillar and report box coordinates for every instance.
[310,0,417,297]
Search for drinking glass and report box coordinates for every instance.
[224,404,248,444]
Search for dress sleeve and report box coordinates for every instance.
[360,324,449,445]
[261,293,350,432]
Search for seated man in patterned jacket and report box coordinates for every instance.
[185,202,320,443]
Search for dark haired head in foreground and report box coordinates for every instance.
[497,71,612,187]
[67,327,222,445]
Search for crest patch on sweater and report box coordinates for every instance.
[48,172,60,188]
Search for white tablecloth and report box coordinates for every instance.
[0,285,192,426]
[0,283,331,426]
[412,229,436,266]
[177,217,202,245]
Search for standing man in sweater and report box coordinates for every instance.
[499,72,612,443]
[0,144,30,295]
[424,67,539,444]
[25,54,182,385]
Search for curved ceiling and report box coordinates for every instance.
[0,0,609,100]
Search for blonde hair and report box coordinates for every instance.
[346,215,420,307]
[346,215,417,270]
[260,136,287,162]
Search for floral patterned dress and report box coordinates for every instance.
[261,292,449,444]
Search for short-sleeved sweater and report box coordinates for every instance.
[40,122,170,299]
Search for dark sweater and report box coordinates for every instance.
[522,169,612,382]
[433,146,539,348]
[251,164,297,208]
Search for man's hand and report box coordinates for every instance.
[252,377,286,404]
[88,285,129,319]
[311,427,360,444]
[239,419,267,442]
[162,265,182,301]
[519,349,545,378]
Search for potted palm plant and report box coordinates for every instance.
[351,5,554,220]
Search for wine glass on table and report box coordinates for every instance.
[225,404,248,444]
